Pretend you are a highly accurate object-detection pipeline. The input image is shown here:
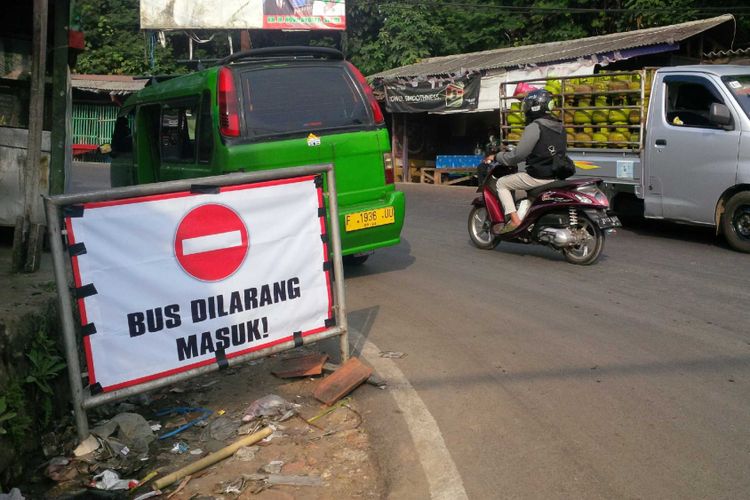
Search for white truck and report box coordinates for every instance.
[500,65,750,253]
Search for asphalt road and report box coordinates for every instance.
[67,164,749,498]
[346,183,750,500]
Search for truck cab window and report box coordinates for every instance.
[665,78,724,128]
[161,102,197,162]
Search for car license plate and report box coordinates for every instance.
[345,207,395,232]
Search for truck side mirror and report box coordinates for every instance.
[709,103,732,127]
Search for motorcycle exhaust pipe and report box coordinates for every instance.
[537,227,575,246]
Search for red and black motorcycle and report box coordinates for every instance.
[468,164,621,265]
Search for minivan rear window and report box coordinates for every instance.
[239,65,371,138]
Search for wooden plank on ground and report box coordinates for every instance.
[313,357,372,406]
[272,353,329,378]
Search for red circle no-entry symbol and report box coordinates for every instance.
[174,204,249,281]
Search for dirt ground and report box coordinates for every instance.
[37,348,384,499]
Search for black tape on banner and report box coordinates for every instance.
[64,204,84,218]
[325,317,336,328]
[293,331,303,347]
[68,242,87,257]
[74,283,97,299]
[90,383,103,395]
[318,206,327,218]
[314,175,323,188]
[190,184,220,194]
[323,261,332,272]
[215,348,229,370]
[81,323,97,337]
[321,233,329,244]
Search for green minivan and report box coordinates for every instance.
[111,46,404,264]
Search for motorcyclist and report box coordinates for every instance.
[486,89,566,233]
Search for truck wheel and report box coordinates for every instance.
[722,192,750,253]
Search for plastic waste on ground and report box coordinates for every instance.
[90,469,139,490]
[242,394,296,422]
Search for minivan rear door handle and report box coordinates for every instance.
[655,139,667,146]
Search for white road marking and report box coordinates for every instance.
[181,230,242,255]
[353,329,469,500]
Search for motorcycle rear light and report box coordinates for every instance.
[218,67,240,137]
[347,62,385,125]
[383,152,394,184]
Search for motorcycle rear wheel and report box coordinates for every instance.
[468,206,500,249]
[562,214,604,265]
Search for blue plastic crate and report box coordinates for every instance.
[435,155,484,169]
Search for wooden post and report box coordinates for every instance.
[401,114,409,182]
[12,0,49,273]
[50,0,70,196]
[391,114,398,180]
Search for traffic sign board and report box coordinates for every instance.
[174,204,249,281]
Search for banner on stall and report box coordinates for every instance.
[64,175,333,392]
[383,75,481,113]
[141,0,345,30]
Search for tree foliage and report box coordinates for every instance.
[73,0,749,76]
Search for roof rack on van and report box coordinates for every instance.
[217,46,344,66]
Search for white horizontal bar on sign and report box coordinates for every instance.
[182,230,243,255]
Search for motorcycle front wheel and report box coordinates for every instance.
[562,214,604,265]
[468,206,500,249]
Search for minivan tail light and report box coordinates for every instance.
[218,67,240,137]
[383,152,394,184]
[347,62,385,124]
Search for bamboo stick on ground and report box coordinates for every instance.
[153,427,272,491]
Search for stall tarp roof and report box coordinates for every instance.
[71,74,147,95]
[370,14,733,79]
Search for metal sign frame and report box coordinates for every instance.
[45,164,348,440]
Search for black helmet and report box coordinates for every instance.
[521,89,555,122]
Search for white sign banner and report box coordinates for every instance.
[65,175,333,392]
[140,0,346,30]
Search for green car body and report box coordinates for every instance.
[112,47,404,258]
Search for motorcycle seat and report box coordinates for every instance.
[526,178,600,198]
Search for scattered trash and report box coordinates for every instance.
[153,427,272,491]
[238,421,263,435]
[261,460,285,474]
[189,448,204,455]
[242,394,297,422]
[307,397,351,424]
[150,423,162,432]
[244,473,323,487]
[41,432,60,458]
[234,445,259,462]
[223,478,245,494]
[133,491,161,500]
[156,407,213,440]
[0,488,25,500]
[73,434,100,457]
[90,469,139,490]
[205,415,238,441]
[170,442,189,454]
[111,412,155,452]
[379,351,406,359]
[169,387,185,394]
[44,457,79,482]
[314,357,373,406]
[200,380,219,389]
[165,475,192,499]
[273,352,329,378]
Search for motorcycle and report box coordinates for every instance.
[468,162,621,265]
